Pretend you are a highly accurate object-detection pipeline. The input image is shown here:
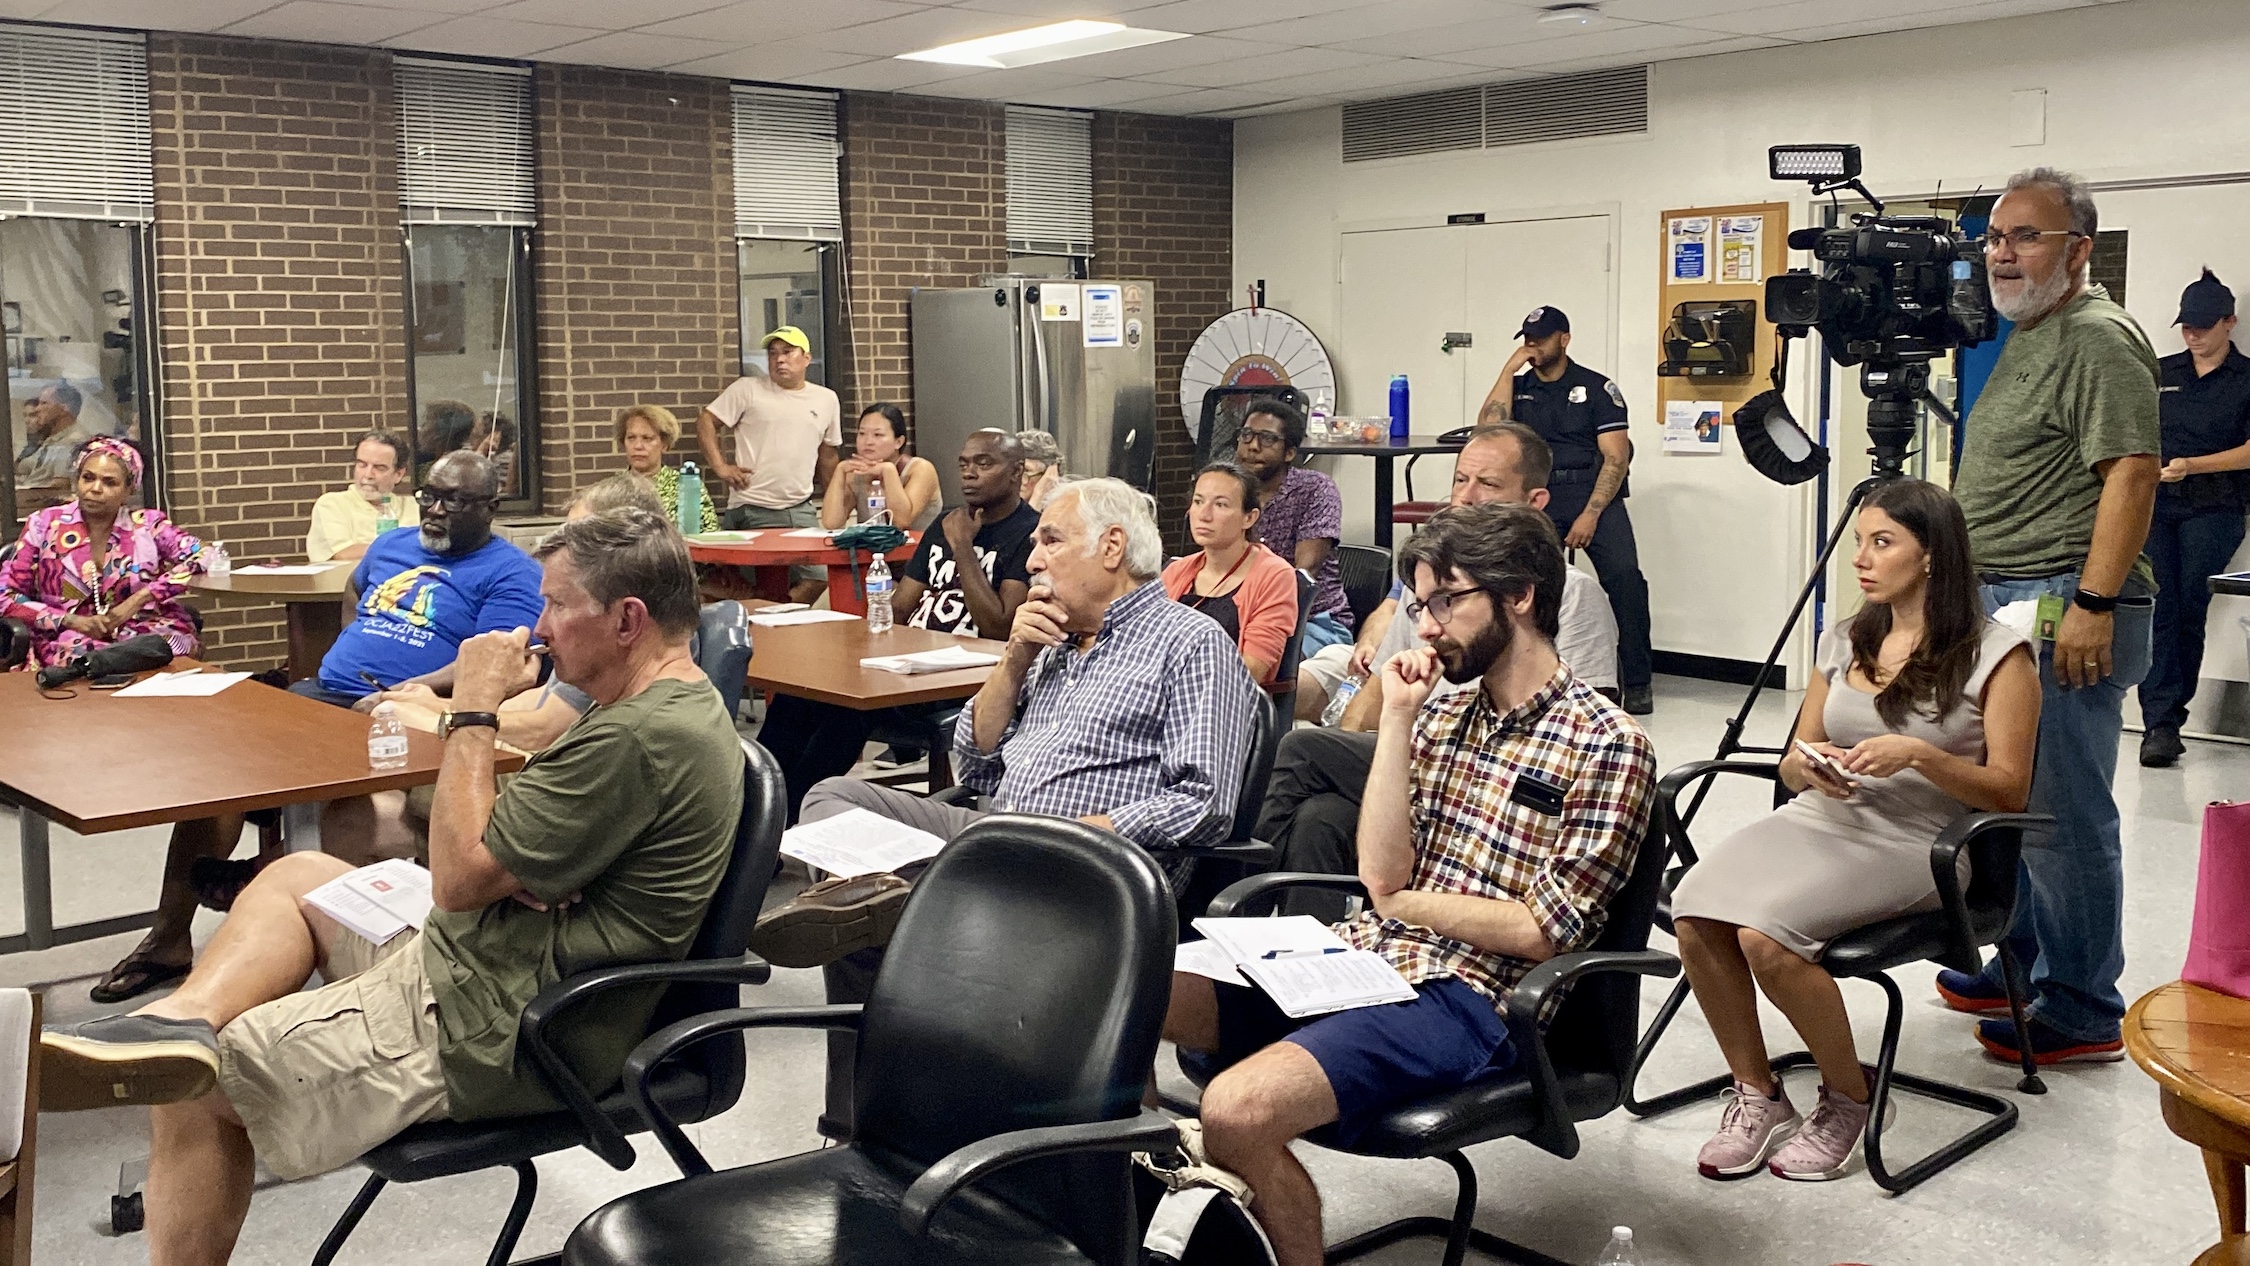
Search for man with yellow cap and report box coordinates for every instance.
[697,325,843,603]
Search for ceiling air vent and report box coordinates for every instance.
[1483,65,1647,148]
[1341,86,1481,163]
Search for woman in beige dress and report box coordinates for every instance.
[1671,479,2040,1183]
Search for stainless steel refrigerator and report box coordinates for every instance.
[911,279,1157,506]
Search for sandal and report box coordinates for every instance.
[187,857,265,912]
[90,945,192,1005]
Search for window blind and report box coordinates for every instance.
[1006,106,1092,258]
[0,25,152,221]
[396,58,535,226]
[732,86,842,241]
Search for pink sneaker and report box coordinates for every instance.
[1768,1084,1891,1181]
[1696,1080,1799,1179]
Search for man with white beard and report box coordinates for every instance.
[1935,167,2161,1067]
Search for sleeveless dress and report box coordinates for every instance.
[1669,618,2030,962]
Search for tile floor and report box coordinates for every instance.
[4,674,2239,1264]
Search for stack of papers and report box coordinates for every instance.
[1179,916,1417,1018]
[234,563,340,576]
[858,646,1003,675]
[748,608,860,628]
[780,807,946,878]
[781,527,836,539]
[303,858,433,944]
[113,669,251,698]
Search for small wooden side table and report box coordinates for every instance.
[2127,981,2250,1265]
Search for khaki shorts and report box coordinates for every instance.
[217,931,450,1181]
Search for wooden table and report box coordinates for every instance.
[1295,434,1463,548]
[2127,981,2250,1264]
[0,662,515,953]
[189,564,355,682]
[687,532,919,616]
[745,619,1005,790]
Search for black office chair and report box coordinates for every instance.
[310,742,789,1266]
[1193,384,1309,469]
[1263,569,1317,721]
[694,600,751,722]
[1336,543,1392,636]
[1179,805,1677,1266]
[562,816,1179,1266]
[1621,759,2052,1194]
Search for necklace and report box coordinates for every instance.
[1186,545,1252,605]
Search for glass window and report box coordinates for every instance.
[737,239,833,384]
[405,223,536,509]
[1,216,154,537]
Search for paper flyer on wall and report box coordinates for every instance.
[1718,214,1765,283]
[1669,216,1711,284]
[1663,400,1725,455]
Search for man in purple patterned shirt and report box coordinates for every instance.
[1234,398,1353,653]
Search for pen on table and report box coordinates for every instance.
[1261,947,1347,959]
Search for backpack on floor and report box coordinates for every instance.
[1133,1119,1279,1266]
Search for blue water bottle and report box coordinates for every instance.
[676,461,705,535]
[1388,375,1410,442]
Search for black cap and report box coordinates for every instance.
[1515,306,1570,340]
[2176,268,2236,328]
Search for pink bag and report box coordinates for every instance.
[2184,800,2250,1000]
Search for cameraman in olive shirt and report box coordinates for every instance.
[35,509,744,1262]
[1939,167,2160,1066]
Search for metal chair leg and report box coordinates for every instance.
[311,1173,388,1266]
[1859,971,2020,1195]
[1323,1152,1574,1266]
[1622,974,1739,1118]
[1995,942,2047,1095]
[485,1161,540,1266]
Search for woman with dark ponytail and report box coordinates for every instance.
[1669,478,2041,1183]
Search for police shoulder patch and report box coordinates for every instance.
[1604,380,1627,408]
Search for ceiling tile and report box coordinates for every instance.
[637,0,924,41]
[1527,31,1787,73]
[1756,0,2095,41]
[0,0,62,16]
[309,0,504,12]
[1429,20,1731,68]
[380,13,596,55]
[1001,77,1200,107]
[1686,0,1975,36]
[785,55,985,89]
[797,8,1061,56]
[666,41,872,77]
[1132,84,1294,113]
[1131,43,1381,87]
[1597,0,1813,19]
[221,1,449,44]
[1061,33,1289,77]
[946,0,1173,17]
[1222,93,1345,116]
[1106,0,1382,37]
[477,0,726,24]
[531,28,743,66]
[52,0,289,30]
[910,64,1097,97]
[1225,0,1510,47]
[1243,54,1490,95]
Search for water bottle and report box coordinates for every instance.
[864,554,894,634]
[1596,1226,1641,1266]
[374,495,399,537]
[204,541,230,578]
[1307,391,1333,443]
[676,461,705,535]
[866,478,890,527]
[1319,668,1367,727]
[1388,375,1410,442]
[367,702,409,771]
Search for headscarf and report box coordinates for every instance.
[74,435,144,487]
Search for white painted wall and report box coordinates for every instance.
[1232,0,2250,673]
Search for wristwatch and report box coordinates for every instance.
[436,710,501,739]
[2071,589,2119,614]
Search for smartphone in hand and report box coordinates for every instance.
[1793,739,1858,788]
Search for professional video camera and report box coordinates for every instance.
[1747,143,1998,480]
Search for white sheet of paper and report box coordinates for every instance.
[1190,915,1352,965]
[684,530,761,543]
[234,563,340,575]
[1174,939,1249,987]
[858,646,1003,675]
[780,807,946,879]
[749,609,860,628]
[112,670,251,698]
[302,858,433,945]
[1239,950,1417,1018]
[781,527,835,538]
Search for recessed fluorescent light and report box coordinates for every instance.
[898,19,1189,69]
[1538,3,1604,26]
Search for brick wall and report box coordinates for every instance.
[1092,113,1233,553]
[833,93,1008,426]
[147,36,409,669]
[531,66,736,514]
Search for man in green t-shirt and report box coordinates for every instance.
[1936,167,2161,1066]
[34,508,743,1260]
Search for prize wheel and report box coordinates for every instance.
[1179,307,1337,456]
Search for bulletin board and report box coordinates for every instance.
[1653,201,1791,454]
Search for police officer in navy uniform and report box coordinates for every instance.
[1477,304,1654,714]
[2139,269,2250,768]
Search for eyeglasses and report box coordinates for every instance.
[1237,428,1288,450]
[415,488,494,513]
[1404,585,1490,625]
[1979,227,2085,254]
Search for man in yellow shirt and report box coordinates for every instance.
[307,431,419,562]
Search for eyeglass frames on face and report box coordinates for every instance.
[1237,428,1287,450]
[1404,585,1490,625]
[1979,227,2085,254]
[415,488,494,512]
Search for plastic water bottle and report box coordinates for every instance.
[204,541,230,578]
[1319,668,1367,727]
[866,478,890,527]
[1307,391,1333,443]
[676,461,705,535]
[864,554,894,633]
[1388,375,1411,442]
[367,702,409,771]
[1596,1226,1641,1266]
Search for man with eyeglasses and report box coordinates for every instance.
[1232,397,1354,653]
[1935,166,2161,1068]
[291,452,545,711]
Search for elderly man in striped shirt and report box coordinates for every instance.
[1162,502,1656,1266]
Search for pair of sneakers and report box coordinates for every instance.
[1696,1076,1889,1182]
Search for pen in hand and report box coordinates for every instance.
[1261,947,1347,959]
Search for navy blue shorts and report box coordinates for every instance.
[1189,974,1518,1147]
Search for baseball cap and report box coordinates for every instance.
[761,325,812,352]
[1515,306,1570,340]
[2175,268,2235,328]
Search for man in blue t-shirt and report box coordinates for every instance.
[293,452,543,707]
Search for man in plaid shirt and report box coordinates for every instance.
[1163,502,1656,1266]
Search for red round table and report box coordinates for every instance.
[687,531,919,615]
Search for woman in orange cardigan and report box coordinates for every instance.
[1161,462,1301,687]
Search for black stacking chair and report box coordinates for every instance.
[1622,759,2053,1194]
[310,742,789,1266]
[1181,803,1677,1266]
[1335,543,1392,635]
[1263,568,1318,723]
[562,817,1179,1266]
[1166,685,1283,933]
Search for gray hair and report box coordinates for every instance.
[2004,166,2099,238]
[428,449,501,497]
[1015,429,1062,467]
[357,429,409,471]
[570,471,665,518]
[533,507,699,638]
[1057,477,1162,581]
